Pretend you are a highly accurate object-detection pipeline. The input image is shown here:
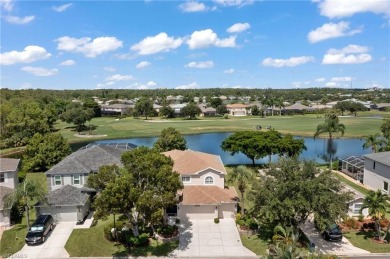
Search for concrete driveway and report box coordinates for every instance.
[12,221,75,259]
[173,218,257,258]
[300,220,370,256]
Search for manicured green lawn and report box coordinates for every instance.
[0,210,36,256]
[26,172,47,192]
[344,230,390,253]
[331,172,370,196]
[55,111,389,145]
[240,233,270,255]
[65,215,178,257]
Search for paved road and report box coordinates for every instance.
[172,218,257,258]
[11,221,75,259]
[300,220,370,256]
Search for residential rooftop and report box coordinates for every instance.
[363,151,390,167]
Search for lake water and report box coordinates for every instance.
[96,132,371,165]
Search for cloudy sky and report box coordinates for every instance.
[1,0,389,90]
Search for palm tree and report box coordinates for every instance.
[4,179,47,229]
[360,190,390,240]
[269,225,307,258]
[314,111,346,169]
[362,133,385,153]
[228,166,254,216]
[274,97,285,116]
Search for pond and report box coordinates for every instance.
[95,132,371,165]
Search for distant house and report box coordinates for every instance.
[0,158,20,226]
[163,150,238,222]
[363,151,390,195]
[101,104,133,116]
[198,104,216,116]
[371,103,390,111]
[36,143,136,222]
[226,103,249,116]
[343,185,369,218]
[283,103,314,113]
[170,103,188,115]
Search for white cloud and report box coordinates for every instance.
[322,44,372,64]
[262,56,315,67]
[308,21,362,43]
[175,81,199,89]
[331,76,353,82]
[104,67,116,72]
[227,22,250,33]
[21,66,58,76]
[146,81,157,86]
[56,36,123,58]
[105,74,134,81]
[224,68,235,74]
[4,15,35,24]
[136,61,151,69]
[131,32,183,55]
[0,0,14,12]
[317,0,390,18]
[315,77,326,82]
[96,81,115,89]
[325,82,337,87]
[187,29,236,49]
[0,46,51,65]
[179,1,208,12]
[60,59,75,66]
[52,3,72,12]
[213,0,254,7]
[185,60,214,68]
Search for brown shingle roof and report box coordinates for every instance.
[226,103,248,108]
[0,158,20,172]
[163,150,226,175]
[180,186,238,205]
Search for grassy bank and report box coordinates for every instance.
[57,111,389,144]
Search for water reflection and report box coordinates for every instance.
[96,132,371,165]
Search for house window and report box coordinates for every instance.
[0,173,4,183]
[205,176,214,185]
[353,203,363,214]
[373,161,376,169]
[54,175,62,185]
[384,181,389,193]
[73,175,81,185]
[182,176,191,183]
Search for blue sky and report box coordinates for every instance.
[1,0,389,90]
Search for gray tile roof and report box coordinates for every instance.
[0,158,20,172]
[45,145,128,175]
[42,185,89,206]
[0,186,14,210]
[364,151,390,167]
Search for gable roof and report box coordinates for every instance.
[39,185,89,206]
[0,158,20,173]
[364,151,390,167]
[45,145,129,175]
[283,103,313,110]
[162,149,226,175]
[226,103,248,108]
[180,186,238,205]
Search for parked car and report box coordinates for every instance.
[25,214,54,245]
[321,223,343,241]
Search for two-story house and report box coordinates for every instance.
[0,158,20,226]
[35,143,136,222]
[163,150,238,222]
[363,151,390,195]
[226,103,250,116]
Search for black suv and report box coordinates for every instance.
[321,223,343,241]
[25,214,54,245]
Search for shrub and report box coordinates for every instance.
[344,217,359,229]
[157,225,178,238]
[103,224,116,241]
[357,214,364,222]
[128,233,149,247]
[214,218,220,224]
[235,213,241,222]
[380,218,390,228]
[246,218,258,230]
[236,219,246,226]
[223,114,229,119]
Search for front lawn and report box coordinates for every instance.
[240,233,270,255]
[65,216,178,257]
[344,230,390,253]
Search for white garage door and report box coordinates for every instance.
[220,203,236,219]
[40,206,77,222]
[180,205,216,222]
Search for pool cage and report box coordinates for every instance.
[339,156,364,183]
[79,142,138,150]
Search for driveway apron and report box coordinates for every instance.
[173,218,257,257]
[11,221,75,259]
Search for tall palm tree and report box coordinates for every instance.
[360,190,390,240]
[4,179,47,229]
[274,97,285,116]
[314,111,346,169]
[362,133,385,153]
[228,166,254,216]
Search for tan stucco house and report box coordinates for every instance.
[163,150,238,222]
[226,103,249,116]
